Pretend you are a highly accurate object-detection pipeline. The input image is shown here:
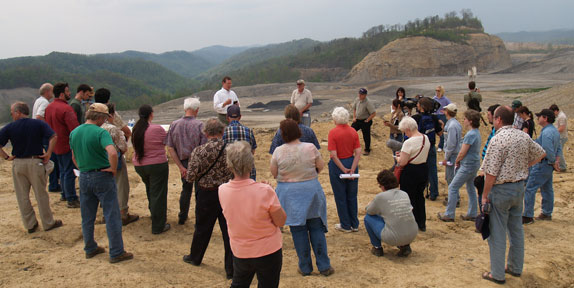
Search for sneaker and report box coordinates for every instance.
[320,267,335,277]
[334,223,352,233]
[109,251,133,263]
[522,216,534,225]
[86,246,106,259]
[371,246,384,257]
[45,219,63,231]
[536,213,552,221]
[397,245,412,257]
[67,200,80,208]
[437,148,443,152]
[351,227,359,232]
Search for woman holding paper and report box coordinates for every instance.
[271,119,334,277]
[396,116,430,231]
[327,107,361,233]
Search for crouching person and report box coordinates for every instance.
[364,169,418,257]
[70,103,132,263]
[219,141,287,287]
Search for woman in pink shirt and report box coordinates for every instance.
[219,141,286,287]
[131,104,170,235]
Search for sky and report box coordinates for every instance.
[0,0,573,59]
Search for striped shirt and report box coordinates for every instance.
[482,127,496,160]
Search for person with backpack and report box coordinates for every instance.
[412,97,443,202]
[464,81,482,112]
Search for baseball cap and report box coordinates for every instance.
[89,103,110,116]
[227,104,241,118]
[535,109,554,120]
[296,79,305,85]
[444,103,457,112]
[511,100,522,109]
[359,88,368,95]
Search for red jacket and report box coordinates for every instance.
[45,99,79,154]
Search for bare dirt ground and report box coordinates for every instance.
[1,72,574,287]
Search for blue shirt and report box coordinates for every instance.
[482,127,496,160]
[432,96,451,115]
[0,118,55,158]
[460,128,481,167]
[536,124,562,164]
[269,124,320,154]
[223,120,257,150]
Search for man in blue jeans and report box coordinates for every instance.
[44,82,80,208]
[70,103,132,263]
[481,106,545,284]
[522,109,561,224]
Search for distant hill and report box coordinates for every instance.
[100,45,249,78]
[0,52,200,110]
[497,29,574,45]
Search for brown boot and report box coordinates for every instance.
[121,209,139,226]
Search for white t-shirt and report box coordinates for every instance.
[555,111,568,139]
[290,89,313,111]
[401,135,430,165]
[213,88,239,115]
[32,96,50,119]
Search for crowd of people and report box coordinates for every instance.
[0,77,569,286]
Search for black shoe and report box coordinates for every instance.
[152,223,171,235]
[86,246,106,259]
[371,246,384,257]
[45,219,63,231]
[27,223,39,234]
[178,218,186,225]
[67,200,80,208]
[429,196,437,201]
[418,226,426,232]
[182,254,200,266]
[49,186,62,192]
[522,216,534,225]
[397,245,412,257]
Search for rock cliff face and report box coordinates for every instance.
[346,33,511,83]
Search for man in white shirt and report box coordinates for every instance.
[290,79,313,127]
[213,76,240,125]
[32,83,53,121]
[32,83,61,192]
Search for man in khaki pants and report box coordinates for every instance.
[0,102,63,233]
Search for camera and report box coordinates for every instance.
[401,98,418,110]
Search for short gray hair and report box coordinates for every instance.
[39,83,53,96]
[398,116,418,132]
[226,141,253,177]
[184,97,200,111]
[203,118,225,136]
[332,107,349,125]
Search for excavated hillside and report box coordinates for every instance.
[346,33,511,83]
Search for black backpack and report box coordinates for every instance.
[467,93,482,112]
[418,114,436,145]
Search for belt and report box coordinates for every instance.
[16,155,42,159]
[85,166,111,172]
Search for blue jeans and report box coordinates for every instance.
[55,151,77,202]
[523,163,554,217]
[80,171,125,258]
[328,158,359,230]
[301,111,311,127]
[444,164,479,218]
[364,214,385,247]
[437,114,447,149]
[488,181,525,281]
[427,145,439,198]
[289,218,331,274]
[444,153,457,186]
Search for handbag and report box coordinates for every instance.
[394,136,426,182]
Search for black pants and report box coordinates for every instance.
[189,186,233,277]
[134,162,168,234]
[231,248,282,288]
[351,119,372,152]
[178,159,196,222]
[400,163,428,230]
